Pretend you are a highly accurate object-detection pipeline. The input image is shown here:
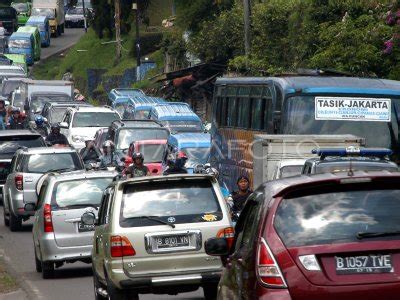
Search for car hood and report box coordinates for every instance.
[69,127,105,140]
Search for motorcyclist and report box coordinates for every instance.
[231,176,252,217]
[7,107,24,129]
[30,115,47,137]
[45,123,69,146]
[79,139,102,165]
[125,152,150,178]
[99,140,119,168]
[163,151,188,175]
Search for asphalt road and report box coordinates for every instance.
[41,28,86,60]
[0,207,205,300]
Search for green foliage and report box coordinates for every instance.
[129,31,164,57]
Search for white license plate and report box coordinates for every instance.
[335,254,393,274]
[154,235,190,249]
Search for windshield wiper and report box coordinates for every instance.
[64,203,99,210]
[136,216,175,228]
[46,167,77,173]
[356,230,400,239]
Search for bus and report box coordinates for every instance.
[210,75,400,191]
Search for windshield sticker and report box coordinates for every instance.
[202,214,218,222]
[315,97,391,122]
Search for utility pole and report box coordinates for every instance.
[81,0,87,33]
[243,0,251,58]
[133,1,141,80]
[114,0,122,61]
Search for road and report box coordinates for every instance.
[41,28,86,60]
[0,207,205,300]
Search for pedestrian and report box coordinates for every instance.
[45,124,69,146]
[231,176,252,216]
[163,151,188,175]
[125,152,150,178]
[79,139,102,165]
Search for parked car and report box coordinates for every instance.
[11,2,32,26]
[26,16,51,47]
[0,130,46,200]
[302,147,399,175]
[0,7,18,35]
[29,170,115,279]
[205,171,400,299]
[84,174,233,299]
[65,7,86,28]
[3,147,84,231]
[59,106,120,149]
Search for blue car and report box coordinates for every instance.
[26,16,51,48]
[122,95,165,120]
[107,88,145,106]
[149,102,204,133]
[167,132,211,173]
[8,32,34,65]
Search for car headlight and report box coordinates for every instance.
[72,135,86,143]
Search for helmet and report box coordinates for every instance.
[132,152,144,160]
[102,140,115,149]
[35,115,44,126]
[11,106,20,114]
[51,123,60,130]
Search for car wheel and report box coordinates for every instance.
[9,213,22,232]
[203,283,218,300]
[106,276,137,300]
[41,261,54,279]
[3,205,9,227]
[93,271,106,300]
[34,247,42,273]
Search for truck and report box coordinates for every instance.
[252,134,365,189]
[31,0,64,37]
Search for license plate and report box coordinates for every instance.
[154,235,190,249]
[335,254,393,274]
[78,222,95,232]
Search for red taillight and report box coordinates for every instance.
[257,238,286,288]
[217,227,235,249]
[43,204,53,233]
[15,174,23,191]
[110,236,136,258]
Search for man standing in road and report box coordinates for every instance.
[125,152,150,178]
[231,176,252,216]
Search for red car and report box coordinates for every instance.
[206,171,400,299]
[124,139,167,175]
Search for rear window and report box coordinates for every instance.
[0,136,45,155]
[52,178,113,209]
[120,179,222,227]
[24,152,82,173]
[275,184,400,247]
[30,94,72,113]
[117,128,168,150]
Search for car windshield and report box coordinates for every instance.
[275,184,400,247]
[137,144,166,163]
[67,8,84,15]
[12,92,24,109]
[30,94,72,113]
[120,179,222,227]
[72,112,120,127]
[32,8,55,19]
[25,153,82,173]
[182,147,210,167]
[117,128,168,149]
[160,120,203,133]
[52,178,113,209]
[11,3,28,13]
[0,8,15,17]
[280,165,304,178]
[8,39,30,49]
[281,95,400,149]
[0,136,44,154]
[2,81,22,97]
[134,109,150,120]
[50,107,68,123]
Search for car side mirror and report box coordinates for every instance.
[24,203,36,212]
[205,237,230,256]
[81,212,96,226]
[59,122,68,129]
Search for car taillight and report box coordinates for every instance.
[15,174,23,191]
[257,237,286,288]
[43,204,53,233]
[217,227,235,249]
[110,236,136,258]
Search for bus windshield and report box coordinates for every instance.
[281,95,400,148]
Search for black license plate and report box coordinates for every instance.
[335,254,393,274]
[155,235,190,249]
[78,222,95,232]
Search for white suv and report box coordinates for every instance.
[83,174,233,300]
[59,106,121,149]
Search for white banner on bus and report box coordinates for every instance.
[315,97,391,122]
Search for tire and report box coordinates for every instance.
[41,261,54,279]
[106,277,137,300]
[34,247,42,273]
[203,283,218,300]
[9,213,22,232]
[3,205,9,227]
[93,272,105,300]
